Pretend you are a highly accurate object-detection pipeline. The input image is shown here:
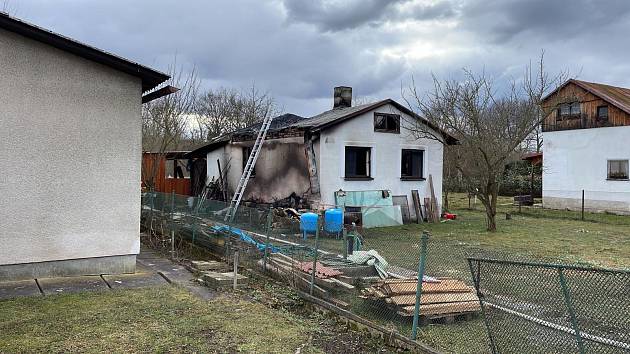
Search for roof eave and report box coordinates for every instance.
[0,13,169,92]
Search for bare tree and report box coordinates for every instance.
[192,83,280,143]
[405,55,567,231]
[142,63,200,191]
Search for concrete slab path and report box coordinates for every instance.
[0,245,210,299]
[38,275,109,295]
[0,279,41,299]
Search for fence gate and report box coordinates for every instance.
[467,258,630,354]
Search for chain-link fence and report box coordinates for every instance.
[469,258,630,354]
[497,190,630,225]
[140,191,629,354]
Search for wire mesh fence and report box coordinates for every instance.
[140,191,629,354]
[469,258,630,354]
[498,190,630,225]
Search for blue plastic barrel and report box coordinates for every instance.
[300,212,319,235]
[324,208,344,233]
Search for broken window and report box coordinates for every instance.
[165,159,190,179]
[242,147,256,177]
[607,160,629,180]
[374,113,400,133]
[597,105,609,121]
[345,146,371,179]
[401,149,424,179]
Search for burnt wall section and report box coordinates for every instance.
[241,139,310,202]
[207,137,310,203]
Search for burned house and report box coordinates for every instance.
[188,87,456,227]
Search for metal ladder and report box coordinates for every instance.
[224,115,274,222]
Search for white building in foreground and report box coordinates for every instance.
[0,13,170,280]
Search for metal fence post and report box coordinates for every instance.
[170,190,175,258]
[411,231,429,340]
[233,250,239,290]
[467,258,499,354]
[149,192,155,234]
[342,228,348,260]
[309,218,320,296]
[263,207,273,271]
[581,190,585,221]
[558,268,586,354]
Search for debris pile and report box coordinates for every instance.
[259,253,355,299]
[362,278,481,318]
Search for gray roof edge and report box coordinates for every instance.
[0,12,169,92]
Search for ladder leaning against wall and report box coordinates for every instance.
[223,115,274,222]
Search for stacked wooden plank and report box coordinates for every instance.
[258,253,355,299]
[362,278,481,318]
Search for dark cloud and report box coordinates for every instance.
[6,0,630,115]
[281,0,402,31]
[281,0,458,32]
[462,0,630,43]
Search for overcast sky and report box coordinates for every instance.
[6,0,630,116]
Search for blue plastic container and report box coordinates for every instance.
[324,208,344,233]
[300,212,319,236]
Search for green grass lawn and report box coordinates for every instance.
[311,193,630,271]
[397,193,628,269]
[298,193,630,354]
[0,286,324,354]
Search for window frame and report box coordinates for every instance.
[165,159,190,179]
[344,146,373,180]
[400,149,425,180]
[556,102,581,121]
[242,146,256,177]
[374,112,401,134]
[597,105,609,121]
[607,160,629,181]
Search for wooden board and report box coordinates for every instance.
[399,301,481,316]
[387,292,479,306]
[383,280,472,296]
[428,174,439,222]
[411,190,423,223]
[392,195,411,223]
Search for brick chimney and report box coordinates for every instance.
[333,86,352,109]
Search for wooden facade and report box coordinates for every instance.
[142,152,192,196]
[542,80,630,132]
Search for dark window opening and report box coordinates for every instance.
[608,160,629,180]
[242,147,256,177]
[374,113,400,133]
[345,146,371,179]
[401,149,424,179]
[165,159,190,179]
[597,105,609,121]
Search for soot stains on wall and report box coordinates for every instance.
[240,140,311,202]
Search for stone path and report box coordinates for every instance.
[0,246,215,300]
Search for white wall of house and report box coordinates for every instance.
[317,103,444,220]
[543,126,630,213]
[0,28,142,270]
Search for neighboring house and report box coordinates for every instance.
[541,79,630,213]
[189,87,456,227]
[0,13,170,281]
